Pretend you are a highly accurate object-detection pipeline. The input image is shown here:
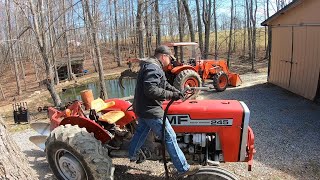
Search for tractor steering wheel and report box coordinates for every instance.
[181,86,195,102]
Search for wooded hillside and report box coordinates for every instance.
[0,0,292,105]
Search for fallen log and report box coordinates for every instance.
[0,117,37,179]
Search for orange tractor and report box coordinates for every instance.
[119,42,241,94]
[164,42,242,92]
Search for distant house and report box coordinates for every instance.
[262,0,320,101]
[56,54,85,80]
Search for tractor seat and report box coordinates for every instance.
[99,111,125,124]
[90,98,125,124]
[91,98,115,113]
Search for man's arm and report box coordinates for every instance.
[143,67,174,100]
[165,81,180,92]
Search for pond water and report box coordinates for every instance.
[60,78,136,103]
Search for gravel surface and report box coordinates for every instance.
[11,72,320,180]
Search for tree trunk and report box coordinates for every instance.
[62,0,73,81]
[202,0,211,59]
[82,0,108,99]
[82,3,97,73]
[213,0,218,59]
[195,0,203,55]
[28,0,62,106]
[48,1,59,85]
[155,0,161,47]
[182,0,195,42]
[227,0,234,67]
[177,0,184,62]
[243,3,247,57]
[0,84,5,99]
[6,0,21,95]
[0,117,37,179]
[114,0,121,67]
[136,0,144,58]
[265,0,270,59]
[251,0,257,71]
[144,0,151,56]
[246,0,252,61]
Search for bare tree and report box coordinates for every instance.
[265,0,270,59]
[26,0,62,106]
[182,0,195,42]
[62,0,73,80]
[202,0,211,59]
[47,0,59,84]
[227,0,234,66]
[5,0,21,95]
[114,0,121,66]
[144,0,152,56]
[213,0,218,59]
[195,0,203,55]
[177,0,184,62]
[155,0,161,47]
[82,0,108,99]
[136,0,144,58]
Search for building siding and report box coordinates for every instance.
[269,25,320,100]
[271,0,320,26]
[267,0,320,100]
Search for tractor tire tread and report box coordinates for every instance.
[45,125,114,180]
[213,71,228,92]
[173,69,202,99]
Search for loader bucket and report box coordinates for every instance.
[228,73,242,87]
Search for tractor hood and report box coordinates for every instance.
[163,99,251,163]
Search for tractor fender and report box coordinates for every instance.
[171,65,197,75]
[60,116,112,143]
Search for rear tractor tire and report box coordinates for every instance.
[45,125,114,180]
[213,71,228,92]
[173,69,202,99]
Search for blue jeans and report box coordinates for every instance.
[128,117,190,173]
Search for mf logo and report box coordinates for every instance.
[167,114,233,126]
[167,115,189,125]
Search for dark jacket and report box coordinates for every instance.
[133,57,178,119]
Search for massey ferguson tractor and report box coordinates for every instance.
[30,88,255,180]
[119,42,241,94]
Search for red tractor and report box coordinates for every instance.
[30,88,255,180]
[119,42,241,95]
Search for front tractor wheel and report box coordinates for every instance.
[173,69,202,99]
[45,125,114,180]
[213,71,228,92]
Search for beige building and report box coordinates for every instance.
[262,0,320,101]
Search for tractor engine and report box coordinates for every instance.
[175,133,223,164]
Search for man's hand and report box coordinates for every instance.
[172,91,184,100]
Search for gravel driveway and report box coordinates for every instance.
[11,72,320,180]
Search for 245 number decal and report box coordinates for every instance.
[211,119,232,126]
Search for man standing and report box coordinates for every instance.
[128,45,200,176]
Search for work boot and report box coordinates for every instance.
[129,149,147,164]
[178,165,201,177]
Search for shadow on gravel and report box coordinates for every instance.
[200,83,320,179]
[114,164,164,180]
[23,149,55,180]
